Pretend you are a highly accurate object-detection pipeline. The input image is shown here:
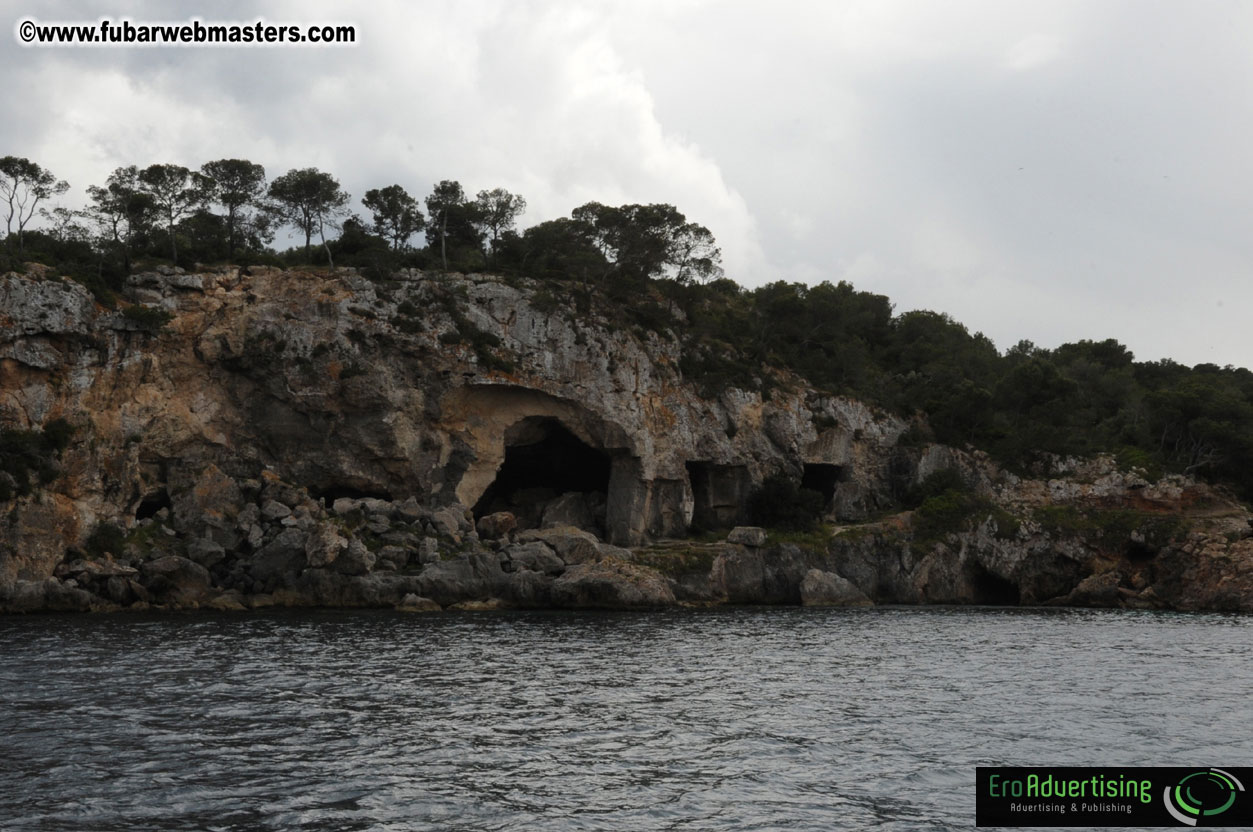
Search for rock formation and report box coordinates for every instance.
[1,265,1250,612]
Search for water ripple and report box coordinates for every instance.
[1,606,1250,830]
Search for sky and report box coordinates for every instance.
[3,0,1251,368]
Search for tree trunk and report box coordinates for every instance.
[318,217,334,269]
[440,209,448,271]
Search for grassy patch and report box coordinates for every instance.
[632,544,721,579]
[1033,504,1186,550]
[765,524,835,552]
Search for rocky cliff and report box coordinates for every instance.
[1,265,1250,613]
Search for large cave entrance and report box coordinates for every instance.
[472,417,611,535]
[686,461,750,532]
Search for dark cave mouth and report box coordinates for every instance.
[801,463,843,508]
[472,418,611,534]
[969,565,1021,606]
[134,489,172,520]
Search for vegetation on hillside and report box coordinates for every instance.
[3,153,1252,501]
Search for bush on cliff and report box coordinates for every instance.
[0,419,73,502]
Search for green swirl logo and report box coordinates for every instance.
[1164,768,1244,826]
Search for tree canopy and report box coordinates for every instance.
[137,163,204,261]
[6,150,1253,501]
[268,167,349,262]
[362,184,424,252]
[425,179,484,270]
[199,159,269,260]
[0,156,69,254]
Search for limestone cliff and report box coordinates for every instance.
[1,266,1249,612]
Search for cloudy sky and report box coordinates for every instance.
[5,0,1252,367]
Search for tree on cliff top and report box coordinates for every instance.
[472,187,526,264]
[362,184,424,252]
[425,180,485,271]
[199,159,269,261]
[85,166,157,273]
[570,202,722,286]
[138,163,205,262]
[268,167,350,264]
[0,156,69,255]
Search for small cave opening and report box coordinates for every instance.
[1125,540,1159,563]
[686,461,750,531]
[309,483,395,504]
[801,463,843,508]
[134,488,171,520]
[969,565,1021,606]
[473,418,611,534]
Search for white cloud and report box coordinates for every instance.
[4,0,1252,367]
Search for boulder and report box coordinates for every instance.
[416,552,507,606]
[261,500,292,521]
[141,555,213,604]
[333,539,376,576]
[259,471,306,509]
[204,591,247,611]
[550,560,675,609]
[430,505,468,537]
[187,536,226,568]
[502,541,565,575]
[727,526,768,547]
[393,497,425,524]
[305,523,348,568]
[170,464,244,544]
[0,578,98,613]
[595,542,634,562]
[541,492,595,532]
[249,528,308,583]
[503,569,553,607]
[517,526,601,564]
[331,497,362,516]
[55,558,139,580]
[377,545,411,570]
[476,511,517,540]
[418,536,442,564]
[799,569,873,607]
[1057,570,1123,608]
[396,593,441,612]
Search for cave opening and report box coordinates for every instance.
[473,418,611,534]
[134,489,172,520]
[801,463,843,507]
[1125,540,1159,563]
[686,461,750,531]
[969,565,1021,606]
[309,483,395,504]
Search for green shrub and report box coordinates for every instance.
[902,467,969,509]
[121,304,173,332]
[0,420,74,501]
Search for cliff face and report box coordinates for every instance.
[1,266,1250,613]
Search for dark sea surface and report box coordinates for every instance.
[1,606,1250,831]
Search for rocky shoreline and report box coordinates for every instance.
[4,459,1250,615]
[2,266,1251,614]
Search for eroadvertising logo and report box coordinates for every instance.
[975,767,1253,827]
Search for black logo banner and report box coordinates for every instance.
[976,767,1253,827]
